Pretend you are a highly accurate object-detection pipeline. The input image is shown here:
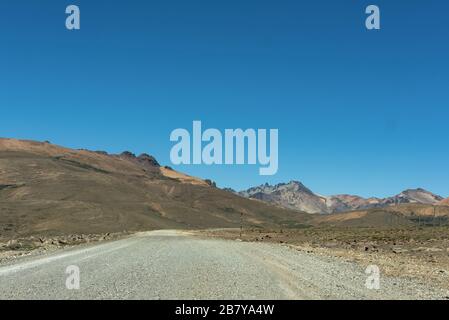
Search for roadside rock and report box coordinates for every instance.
[392,247,409,254]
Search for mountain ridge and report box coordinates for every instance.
[238,181,444,214]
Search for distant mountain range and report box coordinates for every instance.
[1,138,448,240]
[237,181,445,214]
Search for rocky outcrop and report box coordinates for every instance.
[137,153,160,167]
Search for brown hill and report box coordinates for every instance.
[439,198,449,206]
[312,204,449,227]
[0,138,310,239]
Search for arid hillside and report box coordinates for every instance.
[0,138,310,239]
[312,204,449,227]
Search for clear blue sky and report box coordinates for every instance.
[1,1,448,198]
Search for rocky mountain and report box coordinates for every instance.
[323,194,381,213]
[239,182,444,214]
[439,198,449,206]
[239,181,329,214]
[381,188,443,206]
[0,138,310,239]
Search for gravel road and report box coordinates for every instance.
[0,230,446,299]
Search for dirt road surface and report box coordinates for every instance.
[0,230,446,299]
